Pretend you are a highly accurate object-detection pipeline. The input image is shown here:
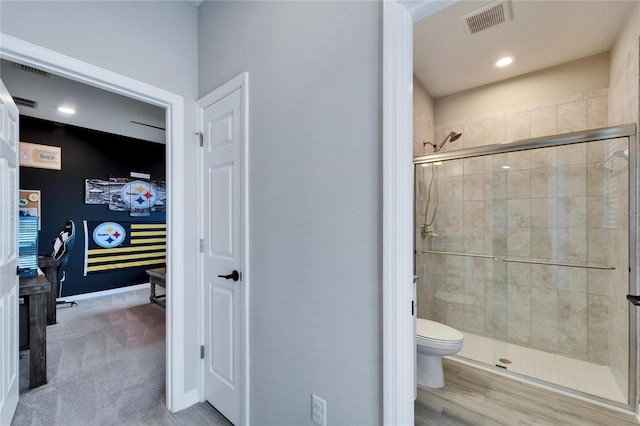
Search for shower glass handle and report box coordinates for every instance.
[626,295,640,306]
[218,270,240,281]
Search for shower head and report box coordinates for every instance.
[448,131,462,142]
[430,131,462,152]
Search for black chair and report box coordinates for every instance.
[52,219,77,308]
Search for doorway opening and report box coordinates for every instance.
[0,34,187,412]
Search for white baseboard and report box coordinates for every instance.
[57,283,150,302]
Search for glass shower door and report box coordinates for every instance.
[414,131,633,407]
[485,138,631,405]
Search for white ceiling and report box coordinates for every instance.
[3,0,633,137]
[414,0,635,98]
[0,59,166,144]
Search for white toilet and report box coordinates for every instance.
[415,318,464,388]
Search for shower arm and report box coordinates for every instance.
[434,132,453,152]
[423,131,461,153]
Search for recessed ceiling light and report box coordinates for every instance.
[495,56,516,67]
[57,106,75,114]
[502,165,511,169]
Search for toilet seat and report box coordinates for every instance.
[416,318,463,343]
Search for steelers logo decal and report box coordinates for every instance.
[93,222,126,248]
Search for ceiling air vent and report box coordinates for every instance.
[13,63,51,78]
[462,1,512,35]
[12,96,39,109]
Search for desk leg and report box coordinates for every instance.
[42,266,58,325]
[150,282,156,304]
[27,293,47,389]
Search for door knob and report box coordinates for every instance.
[218,270,240,281]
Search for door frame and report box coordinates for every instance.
[0,34,189,411]
[196,72,250,424]
[382,1,456,424]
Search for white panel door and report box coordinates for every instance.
[0,79,20,425]
[202,87,244,425]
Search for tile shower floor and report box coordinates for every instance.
[456,332,627,404]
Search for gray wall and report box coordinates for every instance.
[198,1,382,424]
[0,0,201,394]
[2,1,384,422]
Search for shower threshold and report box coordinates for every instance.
[453,332,627,406]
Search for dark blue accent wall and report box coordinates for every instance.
[19,116,166,296]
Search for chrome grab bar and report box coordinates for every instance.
[421,250,498,260]
[420,251,616,270]
[501,258,615,270]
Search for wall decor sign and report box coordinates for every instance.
[84,173,166,217]
[18,189,41,230]
[83,220,166,275]
[19,142,62,170]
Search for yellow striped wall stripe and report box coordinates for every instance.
[88,244,166,255]
[87,251,166,264]
[131,223,167,229]
[131,237,166,244]
[130,231,166,237]
[87,258,166,272]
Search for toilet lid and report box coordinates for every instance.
[416,318,463,342]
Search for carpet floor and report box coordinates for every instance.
[11,288,230,426]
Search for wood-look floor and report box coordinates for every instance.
[415,359,639,426]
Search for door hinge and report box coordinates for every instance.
[411,301,414,316]
[195,131,203,147]
[200,345,205,359]
[199,239,204,253]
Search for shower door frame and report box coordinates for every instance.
[413,123,638,410]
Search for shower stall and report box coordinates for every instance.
[413,124,637,409]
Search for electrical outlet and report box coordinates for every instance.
[311,394,326,426]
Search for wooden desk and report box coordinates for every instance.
[19,272,50,389]
[38,255,60,325]
[146,267,166,308]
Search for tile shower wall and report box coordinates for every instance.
[432,89,609,153]
[415,89,631,367]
